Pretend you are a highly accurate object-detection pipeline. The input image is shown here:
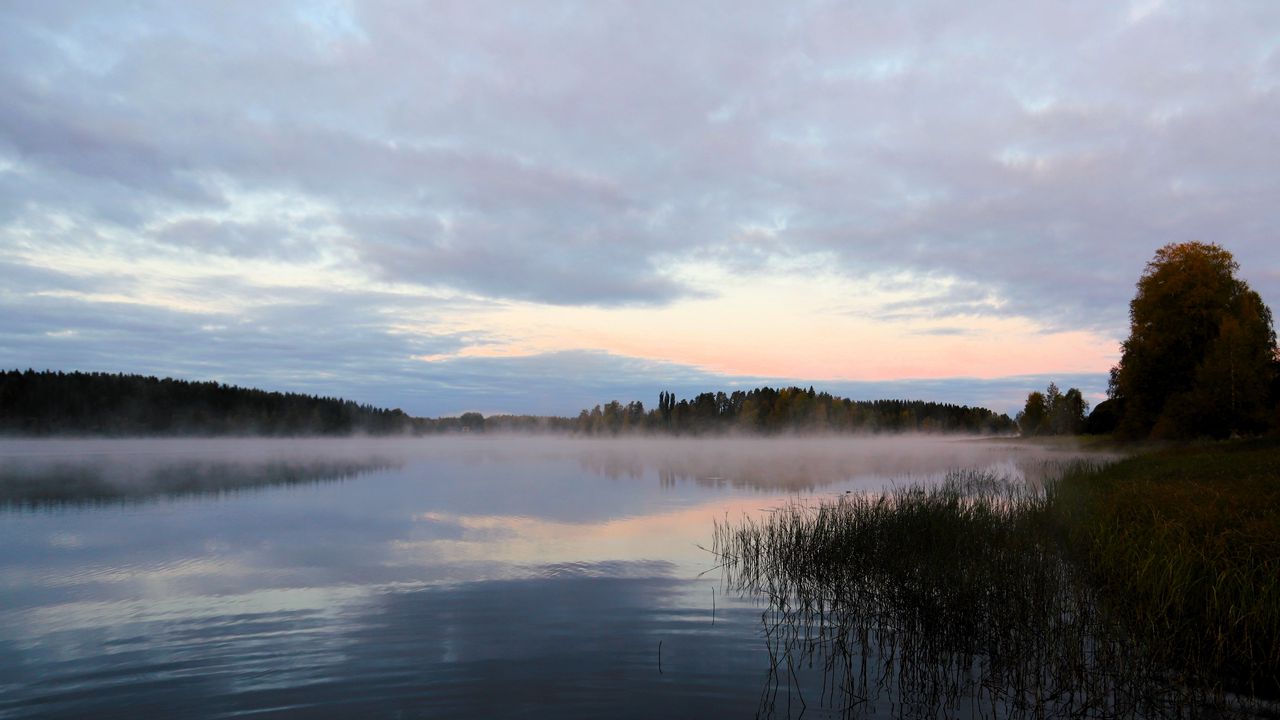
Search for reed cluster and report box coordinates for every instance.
[714,447,1279,719]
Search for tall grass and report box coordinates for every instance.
[714,457,1278,718]
[1052,441,1280,701]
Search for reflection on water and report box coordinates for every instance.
[0,460,393,507]
[0,436,1118,718]
[0,438,405,507]
[575,436,1107,491]
[1,568,764,719]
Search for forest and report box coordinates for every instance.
[572,386,1017,435]
[0,370,1015,437]
[0,370,420,436]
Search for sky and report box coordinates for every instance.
[1,1,1278,418]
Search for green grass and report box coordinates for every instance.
[713,441,1280,717]
[1052,439,1280,699]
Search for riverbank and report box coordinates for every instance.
[714,437,1280,714]
[1052,438,1280,699]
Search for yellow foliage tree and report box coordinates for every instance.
[1112,242,1277,438]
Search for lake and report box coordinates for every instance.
[0,436,1103,719]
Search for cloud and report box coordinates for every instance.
[0,260,103,295]
[150,218,323,262]
[0,1,1275,407]
[0,279,472,409]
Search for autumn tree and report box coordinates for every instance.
[1017,382,1088,436]
[1111,242,1277,438]
[1050,387,1088,435]
[1017,391,1047,436]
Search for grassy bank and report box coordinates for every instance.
[1052,439,1280,699]
[713,440,1280,717]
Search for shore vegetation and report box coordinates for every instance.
[714,440,1280,717]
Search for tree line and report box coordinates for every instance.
[573,386,1017,435]
[1,371,1015,437]
[0,370,419,436]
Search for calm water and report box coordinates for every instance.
[0,436,1098,719]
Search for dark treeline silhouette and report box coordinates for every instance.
[574,386,1017,435]
[2,371,1014,437]
[1016,381,1088,436]
[413,412,576,434]
[0,370,419,436]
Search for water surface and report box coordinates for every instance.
[0,436,1103,718]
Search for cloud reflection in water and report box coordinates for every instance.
[0,436,1121,718]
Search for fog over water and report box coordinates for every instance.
[0,434,1115,503]
[0,436,1119,718]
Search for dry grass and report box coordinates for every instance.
[1052,439,1280,699]
[713,442,1280,718]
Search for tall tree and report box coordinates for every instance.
[1111,242,1277,438]
[1017,382,1089,436]
[1017,392,1047,436]
[1051,387,1088,435]
[1043,382,1063,432]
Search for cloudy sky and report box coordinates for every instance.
[2,1,1277,417]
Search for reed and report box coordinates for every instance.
[714,448,1279,718]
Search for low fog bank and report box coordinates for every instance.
[0,437,418,463]
[0,435,1123,503]
[566,435,1123,491]
[0,438,404,507]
